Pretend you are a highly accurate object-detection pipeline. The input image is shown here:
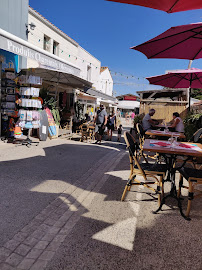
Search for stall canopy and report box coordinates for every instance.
[117,100,140,109]
[21,67,92,89]
[86,88,116,101]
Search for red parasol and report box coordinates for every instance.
[106,0,202,13]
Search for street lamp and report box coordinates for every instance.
[26,22,36,37]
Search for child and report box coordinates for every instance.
[117,124,123,142]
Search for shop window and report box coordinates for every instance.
[43,35,51,52]
[87,65,91,82]
[53,40,59,56]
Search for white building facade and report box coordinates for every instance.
[27,7,101,89]
[27,7,116,116]
[99,67,113,96]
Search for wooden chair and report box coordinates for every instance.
[136,123,160,162]
[177,129,202,169]
[122,132,167,205]
[190,128,202,143]
[80,123,95,142]
[136,123,145,153]
[177,167,202,218]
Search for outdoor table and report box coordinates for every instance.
[145,129,185,139]
[155,124,172,129]
[143,139,202,220]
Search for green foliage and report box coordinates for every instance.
[43,97,57,109]
[51,108,60,125]
[184,111,202,140]
[43,97,60,125]
[191,89,202,100]
[133,113,144,126]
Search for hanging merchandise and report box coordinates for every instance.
[15,75,42,146]
[8,118,15,137]
[45,107,57,138]
[19,109,26,121]
[14,125,22,139]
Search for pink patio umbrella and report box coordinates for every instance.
[132,23,202,60]
[107,0,202,13]
[146,68,202,109]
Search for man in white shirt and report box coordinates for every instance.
[142,109,158,131]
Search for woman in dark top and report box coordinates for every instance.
[107,112,116,141]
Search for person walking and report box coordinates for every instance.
[130,111,135,124]
[107,112,116,141]
[117,124,123,142]
[94,104,108,144]
[125,112,130,124]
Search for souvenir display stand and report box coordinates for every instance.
[1,71,43,147]
[16,75,42,146]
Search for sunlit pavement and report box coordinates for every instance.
[0,129,201,270]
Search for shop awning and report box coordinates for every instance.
[21,67,92,89]
[86,88,116,101]
[0,28,80,76]
[117,100,140,109]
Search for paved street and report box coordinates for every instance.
[0,128,202,270]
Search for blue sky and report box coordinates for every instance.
[29,0,202,95]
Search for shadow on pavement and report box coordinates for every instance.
[0,140,201,270]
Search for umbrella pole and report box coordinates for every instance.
[188,87,191,111]
[187,61,192,111]
[188,76,193,111]
[188,60,192,69]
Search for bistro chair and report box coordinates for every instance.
[191,128,202,143]
[179,128,202,169]
[80,123,95,142]
[177,167,202,218]
[122,132,168,205]
[136,123,145,151]
[80,123,89,142]
[136,123,160,162]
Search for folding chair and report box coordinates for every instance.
[122,132,167,205]
[177,167,202,218]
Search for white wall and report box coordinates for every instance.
[27,7,101,89]
[78,47,101,89]
[99,68,113,96]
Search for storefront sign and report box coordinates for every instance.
[0,49,18,72]
[124,96,137,101]
[0,33,80,76]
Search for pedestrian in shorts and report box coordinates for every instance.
[94,104,108,144]
[117,124,123,142]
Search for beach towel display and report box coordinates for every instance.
[45,107,58,138]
